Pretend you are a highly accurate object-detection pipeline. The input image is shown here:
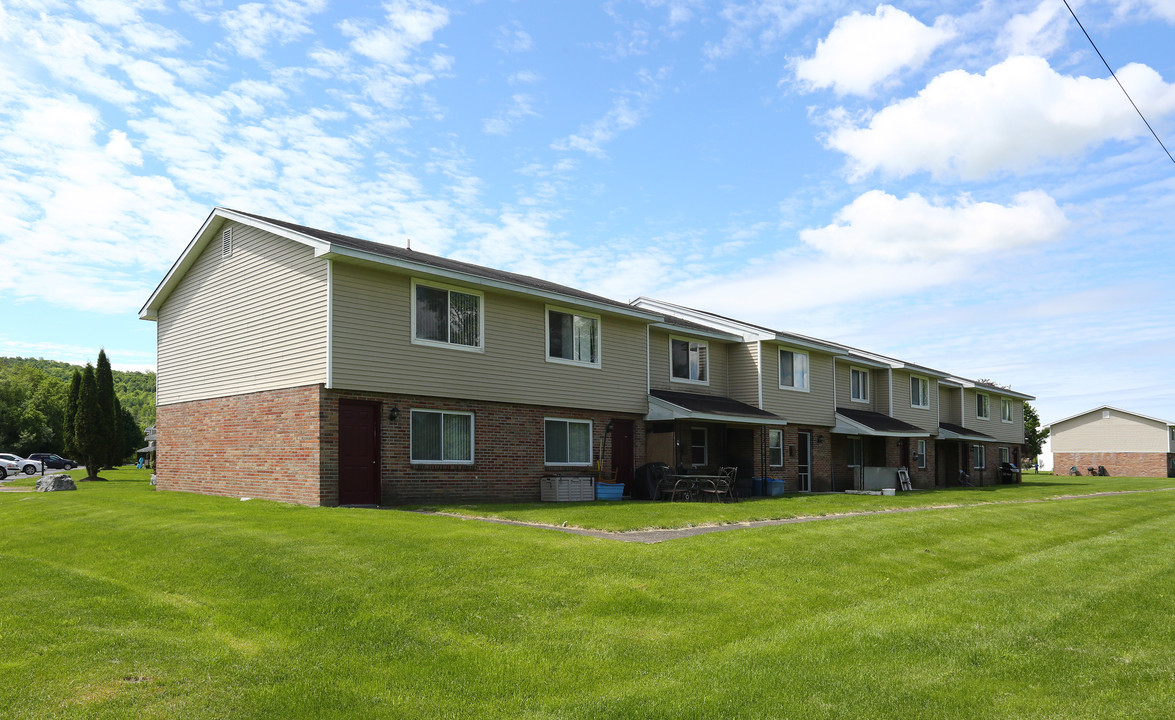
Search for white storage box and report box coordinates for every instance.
[541,476,595,502]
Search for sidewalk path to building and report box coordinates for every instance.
[415,488,1175,544]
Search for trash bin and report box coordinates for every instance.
[751,477,763,497]
[764,478,785,497]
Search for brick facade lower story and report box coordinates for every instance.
[157,384,646,506]
[1053,451,1175,478]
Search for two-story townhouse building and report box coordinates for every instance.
[141,208,662,505]
[1047,406,1175,478]
[145,209,1034,505]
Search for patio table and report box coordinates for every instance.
[661,474,724,501]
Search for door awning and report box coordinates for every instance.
[647,389,787,426]
[833,407,930,437]
[937,423,997,443]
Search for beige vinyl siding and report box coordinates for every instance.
[762,345,835,426]
[938,384,962,425]
[836,362,884,413]
[648,328,729,396]
[331,262,648,413]
[1052,409,1169,453]
[727,341,760,407]
[891,370,937,431]
[156,223,328,405]
[965,390,1024,444]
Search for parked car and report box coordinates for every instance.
[0,457,17,480]
[0,453,41,474]
[27,453,78,470]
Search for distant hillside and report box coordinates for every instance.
[0,356,156,426]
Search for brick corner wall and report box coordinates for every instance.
[1053,451,1171,478]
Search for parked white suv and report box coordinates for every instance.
[0,453,41,475]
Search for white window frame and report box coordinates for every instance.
[850,367,870,403]
[917,439,927,469]
[768,429,784,468]
[410,279,485,353]
[910,375,929,409]
[999,447,1010,465]
[1001,398,1013,423]
[778,348,810,392]
[409,409,475,465]
[976,393,990,420]
[544,418,593,466]
[669,335,709,385]
[545,305,602,368]
[972,444,986,470]
[690,426,708,467]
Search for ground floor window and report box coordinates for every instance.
[411,410,474,463]
[690,427,708,466]
[916,439,927,469]
[972,444,986,470]
[768,429,784,467]
[999,447,1010,465]
[849,437,863,467]
[545,419,592,465]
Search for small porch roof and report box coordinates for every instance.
[937,423,997,443]
[833,407,930,437]
[647,389,787,426]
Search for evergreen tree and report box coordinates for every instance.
[120,406,145,463]
[95,349,118,469]
[65,368,81,456]
[73,364,104,480]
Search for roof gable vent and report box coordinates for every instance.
[221,227,233,258]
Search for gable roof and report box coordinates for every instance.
[1044,405,1175,430]
[140,208,662,322]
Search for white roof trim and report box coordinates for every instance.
[646,395,788,426]
[649,322,743,342]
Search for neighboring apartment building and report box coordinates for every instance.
[1047,406,1175,478]
[142,209,1033,505]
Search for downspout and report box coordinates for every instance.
[325,258,333,390]
[645,324,651,396]
[832,357,838,413]
[756,340,763,410]
[888,367,893,417]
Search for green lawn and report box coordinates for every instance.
[416,474,1175,532]
[2,473,1173,718]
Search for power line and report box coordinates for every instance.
[1061,0,1175,166]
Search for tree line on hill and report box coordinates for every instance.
[0,354,153,464]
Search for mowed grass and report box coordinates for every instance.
[2,473,1174,719]
[417,474,1175,531]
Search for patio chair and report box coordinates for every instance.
[957,470,974,487]
[700,466,739,503]
[1069,466,1081,476]
[658,473,690,502]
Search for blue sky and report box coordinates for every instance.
[1,0,1173,426]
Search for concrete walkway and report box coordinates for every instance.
[417,487,1175,544]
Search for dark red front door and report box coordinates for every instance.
[611,419,635,490]
[338,400,381,505]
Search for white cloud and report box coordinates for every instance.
[1115,0,1175,23]
[705,0,849,61]
[341,0,449,67]
[551,67,664,157]
[798,189,1068,261]
[219,0,328,60]
[996,0,1069,57]
[495,21,533,53]
[828,56,1175,180]
[482,94,539,136]
[793,5,955,97]
[508,70,540,85]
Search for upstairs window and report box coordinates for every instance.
[1001,398,1013,422]
[547,307,600,366]
[671,337,708,383]
[779,349,810,391]
[976,393,990,420]
[413,280,482,350]
[910,376,929,409]
[850,367,870,402]
[545,419,592,465]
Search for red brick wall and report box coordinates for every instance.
[156,385,325,506]
[322,389,645,505]
[1053,451,1173,478]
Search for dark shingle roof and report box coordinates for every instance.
[938,422,995,440]
[836,407,928,434]
[651,389,782,420]
[228,209,644,314]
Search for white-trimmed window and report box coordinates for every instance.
[999,447,1010,465]
[1001,398,1013,423]
[412,280,483,350]
[779,349,810,391]
[547,306,600,367]
[690,427,707,466]
[850,367,870,402]
[976,393,990,420]
[910,376,929,409]
[670,337,708,384]
[544,419,592,466]
[972,444,986,470]
[410,410,474,464]
[768,429,784,467]
[916,439,927,469]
